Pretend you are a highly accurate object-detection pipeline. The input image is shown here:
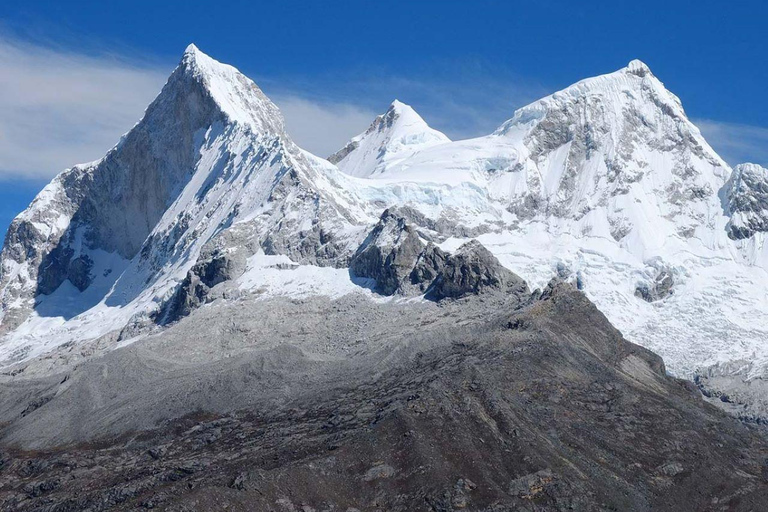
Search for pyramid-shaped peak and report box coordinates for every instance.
[388,99,412,113]
[367,99,449,145]
[178,43,233,77]
[180,43,210,68]
[168,44,285,134]
[382,99,417,121]
[328,100,449,177]
[184,43,201,55]
[625,59,652,77]
[380,100,439,130]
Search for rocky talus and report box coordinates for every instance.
[0,275,766,511]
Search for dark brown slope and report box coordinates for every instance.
[0,281,766,511]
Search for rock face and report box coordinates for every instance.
[725,163,768,239]
[350,210,527,300]
[0,44,233,331]
[349,208,436,295]
[1,284,767,511]
[491,59,727,227]
[427,240,529,300]
[159,243,248,323]
[634,267,675,302]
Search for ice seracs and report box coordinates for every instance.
[328,99,450,178]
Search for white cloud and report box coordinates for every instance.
[272,95,376,157]
[0,37,167,179]
[695,119,768,168]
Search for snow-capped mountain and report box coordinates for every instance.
[2,46,768,418]
[328,99,450,178]
[333,60,768,387]
[0,44,370,363]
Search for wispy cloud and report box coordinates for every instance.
[695,119,768,168]
[272,95,376,157]
[3,34,764,186]
[0,36,167,180]
[258,58,552,147]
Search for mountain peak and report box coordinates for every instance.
[389,98,407,110]
[169,44,284,134]
[625,58,651,77]
[183,42,201,55]
[383,99,430,127]
[178,43,218,76]
[495,56,691,138]
[328,100,450,177]
[387,99,414,116]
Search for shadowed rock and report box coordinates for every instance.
[427,240,529,300]
[351,210,527,301]
[350,208,437,295]
[635,268,674,302]
[725,163,768,239]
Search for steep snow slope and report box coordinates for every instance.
[328,100,450,178]
[0,45,369,365]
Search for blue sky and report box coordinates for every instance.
[1,0,767,234]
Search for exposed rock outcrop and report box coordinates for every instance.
[427,240,529,300]
[724,163,768,239]
[635,267,675,302]
[160,242,248,323]
[350,209,443,295]
[351,210,527,300]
